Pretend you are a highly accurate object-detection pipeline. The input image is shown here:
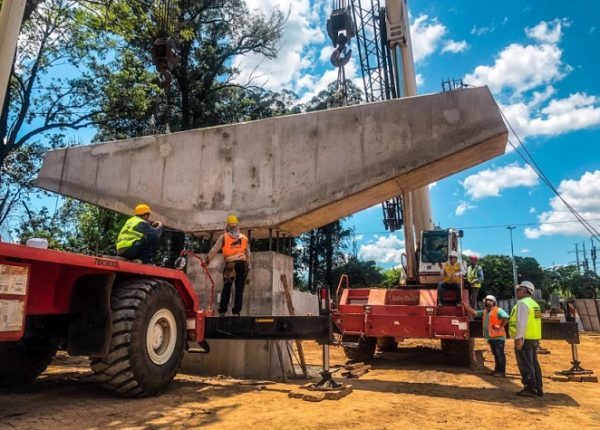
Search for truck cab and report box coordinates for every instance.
[418,228,464,285]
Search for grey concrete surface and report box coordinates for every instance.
[37,87,507,237]
[181,251,317,379]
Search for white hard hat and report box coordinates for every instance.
[483,295,497,304]
[516,280,535,292]
[449,251,459,258]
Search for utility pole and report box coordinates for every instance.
[582,241,589,273]
[574,243,581,273]
[592,239,598,275]
[507,226,518,286]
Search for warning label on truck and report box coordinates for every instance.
[0,264,29,295]
[0,300,25,332]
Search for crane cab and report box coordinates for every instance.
[418,228,464,286]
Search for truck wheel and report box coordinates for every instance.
[377,336,398,352]
[441,338,474,366]
[343,336,376,362]
[0,340,56,385]
[91,279,186,397]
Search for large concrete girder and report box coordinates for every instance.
[37,87,507,237]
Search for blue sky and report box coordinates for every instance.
[12,0,600,270]
[237,0,600,269]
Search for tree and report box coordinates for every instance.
[478,255,515,299]
[0,0,111,230]
[333,256,383,288]
[544,265,600,299]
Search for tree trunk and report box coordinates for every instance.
[308,231,314,292]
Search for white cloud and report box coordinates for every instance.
[462,163,539,199]
[297,57,361,104]
[234,0,324,91]
[520,249,530,253]
[463,249,483,258]
[529,207,536,214]
[501,93,600,140]
[471,25,493,36]
[455,201,475,216]
[359,234,405,264]
[410,15,447,62]
[429,181,437,189]
[442,40,469,54]
[525,19,568,44]
[525,170,600,239]
[416,73,425,87]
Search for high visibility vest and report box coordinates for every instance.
[443,262,462,284]
[116,216,145,251]
[508,296,542,340]
[222,233,248,261]
[483,307,506,338]
[467,265,482,288]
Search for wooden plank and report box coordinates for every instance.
[585,299,600,332]
[280,274,308,377]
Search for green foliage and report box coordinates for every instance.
[333,256,383,288]
[544,264,600,299]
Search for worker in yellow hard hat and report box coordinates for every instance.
[437,250,464,306]
[205,214,251,316]
[116,204,163,264]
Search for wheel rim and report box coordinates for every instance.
[146,309,177,365]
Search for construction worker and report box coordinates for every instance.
[116,204,162,264]
[509,280,543,397]
[437,250,464,306]
[205,215,251,316]
[463,294,509,376]
[466,255,484,308]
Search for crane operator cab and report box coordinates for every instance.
[418,228,464,286]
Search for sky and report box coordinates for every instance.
[235,0,600,269]
[13,0,600,271]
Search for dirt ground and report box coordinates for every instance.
[1,335,600,430]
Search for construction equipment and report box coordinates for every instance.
[328,0,584,365]
[0,241,333,396]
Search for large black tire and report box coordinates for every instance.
[0,339,57,386]
[441,338,474,366]
[91,279,186,397]
[343,337,377,362]
[377,336,398,352]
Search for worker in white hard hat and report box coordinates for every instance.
[436,250,464,306]
[463,294,509,376]
[509,280,543,397]
[205,215,251,316]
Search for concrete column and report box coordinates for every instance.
[181,251,318,379]
[0,0,26,119]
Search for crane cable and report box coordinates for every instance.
[497,105,600,244]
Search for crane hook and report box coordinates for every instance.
[331,45,352,68]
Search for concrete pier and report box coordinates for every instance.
[181,252,318,379]
[37,87,507,236]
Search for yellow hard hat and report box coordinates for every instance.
[226,214,239,225]
[134,204,151,215]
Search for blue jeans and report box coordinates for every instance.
[488,339,506,374]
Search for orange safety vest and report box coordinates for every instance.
[483,307,506,338]
[222,233,248,261]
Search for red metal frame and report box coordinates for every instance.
[332,280,471,341]
[0,242,209,342]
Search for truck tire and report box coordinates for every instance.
[343,337,376,362]
[441,338,474,366]
[377,336,398,352]
[0,340,56,385]
[91,278,186,397]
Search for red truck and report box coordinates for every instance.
[0,242,332,397]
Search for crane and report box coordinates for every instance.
[328,0,461,283]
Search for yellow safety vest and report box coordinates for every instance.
[467,265,482,288]
[443,262,462,284]
[116,216,145,251]
[508,296,542,340]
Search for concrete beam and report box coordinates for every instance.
[36,87,507,236]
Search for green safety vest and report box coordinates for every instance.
[467,265,482,288]
[116,216,145,251]
[508,296,542,340]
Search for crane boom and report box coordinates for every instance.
[0,0,27,119]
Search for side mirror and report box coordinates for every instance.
[458,229,464,238]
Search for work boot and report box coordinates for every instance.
[219,312,226,317]
[233,313,240,317]
[516,388,537,397]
